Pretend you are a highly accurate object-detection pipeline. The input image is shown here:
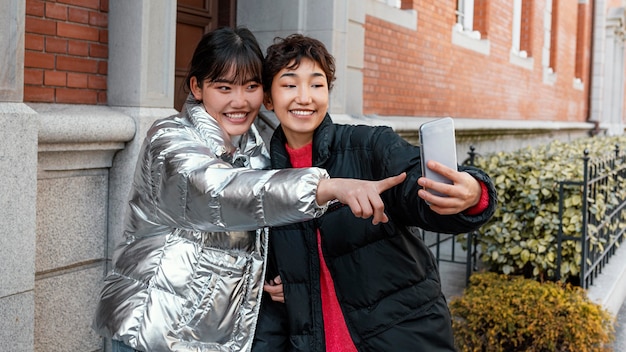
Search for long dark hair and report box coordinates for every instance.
[184,26,264,91]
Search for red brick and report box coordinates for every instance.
[25,34,45,51]
[25,17,57,36]
[100,0,109,13]
[24,86,55,103]
[68,7,89,24]
[56,88,98,104]
[24,68,44,85]
[45,3,68,21]
[68,40,89,56]
[26,0,45,17]
[67,73,89,88]
[44,71,67,86]
[24,51,55,69]
[97,91,107,104]
[89,43,108,58]
[57,0,100,10]
[88,75,107,89]
[360,2,592,121]
[56,56,98,73]
[97,61,107,75]
[89,11,107,28]
[57,22,99,41]
[45,37,68,54]
[99,29,108,44]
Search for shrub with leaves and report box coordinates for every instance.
[450,272,615,352]
[466,135,626,282]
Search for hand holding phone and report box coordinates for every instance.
[419,117,458,196]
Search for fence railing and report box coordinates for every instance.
[556,145,626,288]
[424,144,626,290]
[421,146,481,285]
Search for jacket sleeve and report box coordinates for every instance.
[373,127,497,234]
[129,121,329,232]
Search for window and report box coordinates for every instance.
[452,0,490,55]
[573,1,589,89]
[541,0,557,84]
[549,0,559,73]
[512,0,532,58]
[456,0,475,32]
[455,0,488,39]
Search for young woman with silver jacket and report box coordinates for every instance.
[92,27,405,352]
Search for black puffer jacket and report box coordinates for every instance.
[252,115,496,352]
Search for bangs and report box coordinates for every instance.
[208,55,262,85]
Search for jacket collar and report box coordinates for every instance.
[270,113,335,168]
[183,93,269,168]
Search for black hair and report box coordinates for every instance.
[263,33,336,92]
[184,26,264,92]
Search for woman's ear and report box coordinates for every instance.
[263,93,274,111]
[190,76,203,101]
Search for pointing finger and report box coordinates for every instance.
[376,172,407,193]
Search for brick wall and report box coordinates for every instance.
[364,0,590,122]
[24,0,108,105]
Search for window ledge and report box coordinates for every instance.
[451,26,490,55]
[509,51,534,70]
[573,77,584,91]
[543,68,557,86]
[365,0,417,30]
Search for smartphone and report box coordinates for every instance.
[419,117,458,196]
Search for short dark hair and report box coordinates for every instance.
[184,26,264,92]
[263,34,336,92]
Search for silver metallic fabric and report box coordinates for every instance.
[94,95,328,352]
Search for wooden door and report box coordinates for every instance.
[175,0,237,111]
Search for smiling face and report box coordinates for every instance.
[265,58,329,149]
[190,70,263,137]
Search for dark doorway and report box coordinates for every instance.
[175,0,237,111]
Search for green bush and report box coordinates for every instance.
[449,272,615,352]
[466,136,626,282]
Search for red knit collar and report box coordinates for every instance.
[285,142,313,168]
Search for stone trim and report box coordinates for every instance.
[30,104,135,176]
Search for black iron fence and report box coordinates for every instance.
[423,144,626,290]
[556,145,626,288]
[419,146,481,285]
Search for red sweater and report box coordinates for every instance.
[285,142,358,352]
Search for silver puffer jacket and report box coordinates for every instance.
[93,96,329,352]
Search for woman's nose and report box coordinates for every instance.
[230,89,246,107]
[295,86,312,104]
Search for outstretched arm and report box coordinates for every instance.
[316,172,407,225]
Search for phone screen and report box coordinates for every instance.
[419,117,458,196]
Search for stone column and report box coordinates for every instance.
[589,0,604,126]
[604,7,626,135]
[106,0,178,258]
[0,0,38,351]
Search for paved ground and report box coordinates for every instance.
[612,299,626,351]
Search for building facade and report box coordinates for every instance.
[1,0,624,350]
